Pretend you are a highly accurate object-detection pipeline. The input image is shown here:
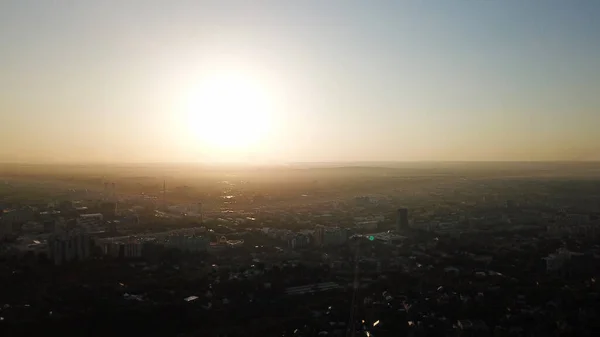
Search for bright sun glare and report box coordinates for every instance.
[184,72,273,153]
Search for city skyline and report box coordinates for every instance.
[1,1,599,163]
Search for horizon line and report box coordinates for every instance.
[1,160,599,166]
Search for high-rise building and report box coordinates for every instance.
[323,228,348,246]
[396,208,409,231]
[288,234,310,249]
[43,220,56,233]
[314,225,325,246]
[100,202,117,220]
[124,242,142,258]
[48,232,92,265]
[107,220,117,234]
[1,208,35,239]
[313,225,348,247]
[0,218,12,239]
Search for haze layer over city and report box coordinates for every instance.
[1,1,600,337]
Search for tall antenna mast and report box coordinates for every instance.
[113,182,118,214]
[103,181,108,201]
[162,179,166,210]
[199,202,203,224]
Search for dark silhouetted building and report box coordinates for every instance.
[100,202,117,220]
[396,208,408,231]
[107,221,117,235]
[59,200,73,211]
[43,220,55,233]
[314,225,325,246]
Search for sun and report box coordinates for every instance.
[184,72,273,153]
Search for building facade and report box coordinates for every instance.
[48,232,92,265]
[396,208,409,231]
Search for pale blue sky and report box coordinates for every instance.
[1,0,599,163]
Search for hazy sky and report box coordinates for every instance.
[1,0,599,163]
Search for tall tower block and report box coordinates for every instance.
[396,208,409,231]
